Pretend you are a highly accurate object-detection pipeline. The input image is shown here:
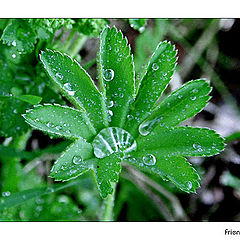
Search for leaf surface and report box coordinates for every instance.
[50,138,96,181]
[135,126,225,157]
[23,104,96,140]
[125,155,200,193]
[98,26,135,127]
[139,80,212,135]
[125,41,177,137]
[94,154,122,198]
[40,49,108,132]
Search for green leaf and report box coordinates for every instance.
[98,26,135,127]
[135,126,225,157]
[94,154,122,198]
[0,98,30,137]
[23,104,96,140]
[1,19,36,54]
[125,41,177,137]
[15,95,42,105]
[129,19,147,33]
[76,18,108,37]
[124,126,225,192]
[50,138,96,181]
[139,80,212,135]
[125,155,200,193]
[40,49,108,132]
[0,180,81,210]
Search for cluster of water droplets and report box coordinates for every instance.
[92,127,137,159]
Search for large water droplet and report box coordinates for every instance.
[103,69,114,81]
[72,155,82,164]
[92,127,137,159]
[143,154,156,166]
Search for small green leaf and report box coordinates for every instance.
[125,155,200,193]
[220,171,240,189]
[98,26,135,127]
[76,18,108,37]
[0,98,30,137]
[15,95,42,105]
[94,154,122,198]
[23,104,96,140]
[0,180,81,210]
[135,126,225,157]
[129,19,147,33]
[139,80,212,134]
[40,49,108,132]
[125,41,177,137]
[1,19,36,54]
[50,138,96,181]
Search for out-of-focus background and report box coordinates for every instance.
[0,19,240,221]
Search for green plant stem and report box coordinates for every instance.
[63,28,78,51]
[225,131,240,143]
[69,34,87,58]
[101,182,116,221]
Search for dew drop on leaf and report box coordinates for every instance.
[72,155,82,164]
[186,181,192,190]
[56,72,63,80]
[12,54,16,58]
[92,127,137,159]
[142,154,156,166]
[190,96,197,100]
[103,69,114,81]
[152,63,159,71]
[12,40,17,46]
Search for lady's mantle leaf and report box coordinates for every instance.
[98,26,135,128]
[124,126,225,193]
[23,104,96,141]
[125,155,200,193]
[40,49,108,132]
[136,126,225,157]
[129,19,147,33]
[50,138,96,181]
[139,80,212,135]
[94,154,122,198]
[125,41,177,137]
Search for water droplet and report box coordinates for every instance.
[92,127,137,159]
[152,63,159,71]
[127,115,134,121]
[2,191,11,197]
[186,181,192,190]
[143,154,156,166]
[12,54,16,58]
[108,110,113,116]
[12,40,17,46]
[56,72,63,80]
[103,69,114,81]
[108,100,114,108]
[178,95,183,99]
[63,83,75,96]
[72,155,82,164]
[190,96,196,100]
[192,89,198,93]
